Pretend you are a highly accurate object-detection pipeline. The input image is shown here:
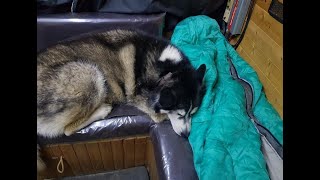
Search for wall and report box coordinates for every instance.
[236,0,283,118]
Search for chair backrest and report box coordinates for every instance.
[37,12,166,52]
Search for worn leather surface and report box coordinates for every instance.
[150,121,199,180]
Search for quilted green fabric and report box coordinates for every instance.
[171,15,283,180]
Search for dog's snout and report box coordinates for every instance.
[168,112,191,137]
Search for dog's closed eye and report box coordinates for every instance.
[177,113,184,117]
[176,110,186,118]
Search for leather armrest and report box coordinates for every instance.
[150,121,198,180]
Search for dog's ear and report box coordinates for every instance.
[196,64,206,83]
[159,88,177,109]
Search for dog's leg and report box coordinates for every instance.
[105,78,125,102]
[64,103,112,136]
[118,44,136,101]
[132,95,168,123]
[38,61,109,137]
[137,104,167,123]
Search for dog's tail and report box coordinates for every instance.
[37,144,46,172]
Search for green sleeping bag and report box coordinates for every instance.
[171,15,283,180]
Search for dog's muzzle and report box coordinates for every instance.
[168,113,191,138]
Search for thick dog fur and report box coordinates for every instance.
[37,29,206,172]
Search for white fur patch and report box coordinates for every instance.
[168,112,185,136]
[191,107,198,115]
[160,109,170,113]
[159,45,182,63]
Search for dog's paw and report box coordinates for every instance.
[64,128,75,136]
[151,113,168,123]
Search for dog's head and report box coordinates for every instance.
[151,63,206,138]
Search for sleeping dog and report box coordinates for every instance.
[37,29,206,171]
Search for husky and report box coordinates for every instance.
[37,29,206,172]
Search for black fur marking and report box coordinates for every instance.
[134,40,147,94]
[159,88,177,109]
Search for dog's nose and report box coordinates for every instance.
[180,130,190,138]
